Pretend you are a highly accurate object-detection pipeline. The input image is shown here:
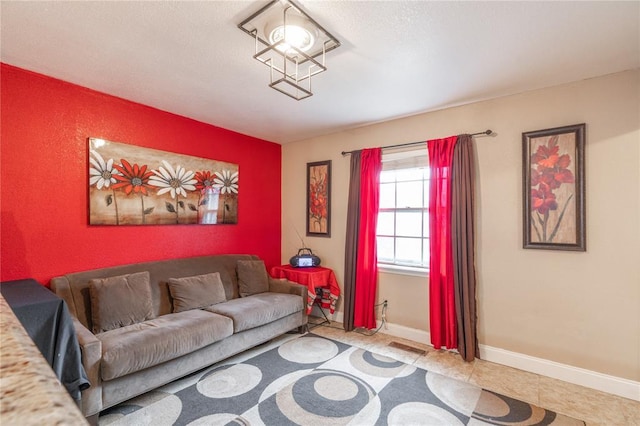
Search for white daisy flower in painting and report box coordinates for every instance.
[149,160,197,199]
[89,150,119,189]
[213,170,239,194]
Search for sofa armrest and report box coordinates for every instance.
[72,317,103,417]
[268,277,307,299]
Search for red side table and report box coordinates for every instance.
[270,265,340,315]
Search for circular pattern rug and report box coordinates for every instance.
[99,334,585,426]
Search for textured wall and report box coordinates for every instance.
[0,64,281,284]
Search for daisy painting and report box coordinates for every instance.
[88,138,238,225]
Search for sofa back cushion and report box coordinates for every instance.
[237,260,269,297]
[89,271,154,334]
[50,254,259,331]
[168,272,227,313]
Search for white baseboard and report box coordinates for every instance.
[325,311,639,401]
[329,311,430,343]
[478,345,640,402]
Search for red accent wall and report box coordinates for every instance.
[0,64,281,285]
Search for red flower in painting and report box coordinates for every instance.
[310,184,327,218]
[309,179,328,231]
[195,171,215,192]
[531,136,574,189]
[529,135,576,243]
[531,182,557,214]
[112,159,154,195]
[531,142,559,168]
[530,168,542,187]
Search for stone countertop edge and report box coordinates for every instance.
[0,294,88,425]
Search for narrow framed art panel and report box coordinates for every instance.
[522,123,585,251]
[306,160,331,237]
[88,138,238,225]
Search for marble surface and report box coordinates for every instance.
[0,294,88,425]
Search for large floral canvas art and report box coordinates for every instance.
[306,160,331,237]
[88,138,238,225]
[522,124,585,251]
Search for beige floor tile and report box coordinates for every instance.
[413,349,476,382]
[307,322,341,338]
[620,397,640,425]
[469,358,540,405]
[309,323,379,350]
[539,376,633,426]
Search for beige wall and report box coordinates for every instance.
[281,70,640,382]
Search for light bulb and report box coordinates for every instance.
[269,24,314,52]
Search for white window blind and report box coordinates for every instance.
[377,148,430,270]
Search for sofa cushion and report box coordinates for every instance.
[237,260,269,297]
[206,292,303,333]
[89,271,154,334]
[168,272,227,313]
[98,310,233,381]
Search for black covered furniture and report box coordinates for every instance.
[0,278,89,400]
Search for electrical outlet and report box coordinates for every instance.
[381,299,388,324]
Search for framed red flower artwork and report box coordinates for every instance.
[89,138,238,225]
[522,124,585,251]
[306,160,331,237]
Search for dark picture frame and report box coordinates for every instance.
[522,123,585,251]
[306,160,331,237]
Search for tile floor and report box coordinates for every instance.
[308,320,640,426]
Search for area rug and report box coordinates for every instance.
[99,333,585,425]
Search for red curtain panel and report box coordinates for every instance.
[427,136,458,349]
[353,148,382,330]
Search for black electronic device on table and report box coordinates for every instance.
[289,248,321,268]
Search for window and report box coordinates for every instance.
[376,149,429,271]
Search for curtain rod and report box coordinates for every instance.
[340,129,493,156]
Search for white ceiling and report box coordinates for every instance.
[1,1,638,144]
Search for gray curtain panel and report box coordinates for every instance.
[451,134,479,361]
[343,151,362,332]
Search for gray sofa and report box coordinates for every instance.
[50,254,307,419]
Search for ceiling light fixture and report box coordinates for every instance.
[238,0,340,100]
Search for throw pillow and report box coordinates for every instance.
[167,272,227,313]
[89,271,154,334]
[237,260,269,297]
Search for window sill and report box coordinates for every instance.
[378,264,429,278]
